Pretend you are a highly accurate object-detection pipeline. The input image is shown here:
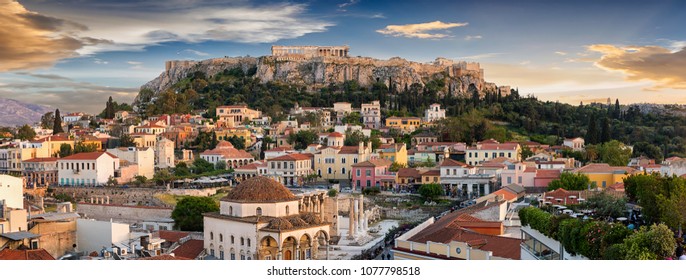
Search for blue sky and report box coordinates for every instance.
[1,0,685,113]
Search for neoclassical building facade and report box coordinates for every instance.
[203,176,330,260]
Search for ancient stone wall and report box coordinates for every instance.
[76,203,173,224]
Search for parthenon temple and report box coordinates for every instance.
[271,45,350,58]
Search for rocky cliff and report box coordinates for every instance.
[136,55,500,105]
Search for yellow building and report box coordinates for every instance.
[6,142,50,174]
[216,105,262,128]
[385,117,421,134]
[376,143,408,166]
[33,135,74,156]
[130,133,157,148]
[79,135,103,150]
[215,127,253,147]
[574,163,639,189]
[314,142,372,180]
[420,169,441,185]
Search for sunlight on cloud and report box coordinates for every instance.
[376,21,468,39]
[588,44,686,90]
[0,0,333,71]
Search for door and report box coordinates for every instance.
[284,250,292,260]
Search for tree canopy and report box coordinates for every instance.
[418,183,443,201]
[171,196,219,231]
[547,172,594,191]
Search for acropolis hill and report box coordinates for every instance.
[137,45,508,103]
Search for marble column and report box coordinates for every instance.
[358,195,364,233]
[348,197,355,238]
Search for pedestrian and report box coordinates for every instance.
[677,246,686,260]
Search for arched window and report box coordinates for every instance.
[219,234,223,242]
[229,206,233,216]
[230,248,236,260]
[231,235,235,244]
[219,245,225,260]
[285,205,290,215]
[210,232,214,240]
[241,237,245,246]
[247,251,251,260]
[247,238,251,247]
[256,207,262,216]
[209,244,215,256]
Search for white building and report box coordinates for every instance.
[263,147,296,161]
[57,152,120,186]
[134,124,166,135]
[562,137,585,152]
[106,147,155,179]
[155,137,175,169]
[63,112,84,123]
[326,132,345,147]
[0,174,23,209]
[465,142,521,166]
[424,103,446,123]
[361,101,381,129]
[439,159,496,199]
[334,124,371,138]
[203,176,330,260]
[76,219,130,255]
[200,141,255,169]
[266,154,313,186]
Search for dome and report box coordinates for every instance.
[300,213,322,225]
[215,141,234,149]
[288,216,308,227]
[267,217,293,230]
[222,176,298,203]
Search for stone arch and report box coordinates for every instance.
[281,236,298,260]
[299,234,312,260]
[219,245,224,260]
[230,247,236,260]
[260,235,279,260]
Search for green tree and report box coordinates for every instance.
[171,196,219,231]
[52,109,64,134]
[174,162,192,177]
[192,158,215,174]
[40,112,54,129]
[389,162,405,172]
[227,135,246,150]
[287,130,319,150]
[106,176,118,187]
[613,99,621,119]
[600,117,611,143]
[582,192,626,218]
[547,172,594,191]
[585,113,598,145]
[418,183,443,201]
[327,189,338,197]
[58,143,73,158]
[520,145,534,160]
[153,169,175,186]
[16,124,36,141]
[119,134,136,147]
[344,130,366,146]
[597,140,632,166]
[215,160,227,170]
[73,142,99,154]
[632,142,663,163]
[133,175,147,186]
[342,112,362,126]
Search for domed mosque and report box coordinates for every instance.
[203,176,331,260]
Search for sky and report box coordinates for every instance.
[1,0,686,114]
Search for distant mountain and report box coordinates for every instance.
[0,98,53,127]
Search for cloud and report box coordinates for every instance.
[588,44,686,90]
[376,21,468,39]
[337,0,359,11]
[456,53,503,61]
[178,49,210,56]
[464,35,482,41]
[555,51,567,56]
[1,0,332,71]
[93,58,108,65]
[0,0,109,71]
[14,72,72,81]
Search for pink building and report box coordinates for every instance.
[351,158,395,190]
[501,163,561,193]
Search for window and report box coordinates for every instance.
[356,169,361,177]
[366,180,371,186]
[231,249,236,260]
[507,177,512,184]
[256,207,262,216]
[508,152,512,158]
[518,176,522,184]
[241,237,245,246]
[231,236,235,244]
[219,246,225,260]
[328,167,332,174]
[286,206,290,215]
[220,234,223,242]
[341,168,346,175]
[229,206,233,216]
[247,239,251,247]
[365,170,371,176]
[353,158,358,163]
[356,180,360,186]
[210,232,214,240]
[342,158,346,164]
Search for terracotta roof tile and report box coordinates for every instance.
[158,230,190,243]
[59,152,117,160]
[171,239,205,260]
[222,176,297,203]
[23,157,59,163]
[397,168,421,178]
[439,159,469,167]
[352,158,392,168]
[0,248,55,260]
[268,154,312,161]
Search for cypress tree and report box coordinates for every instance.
[585,113,598,144]
[52,109,64,134]
[600,117,611,143]
[613,99,620,119]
